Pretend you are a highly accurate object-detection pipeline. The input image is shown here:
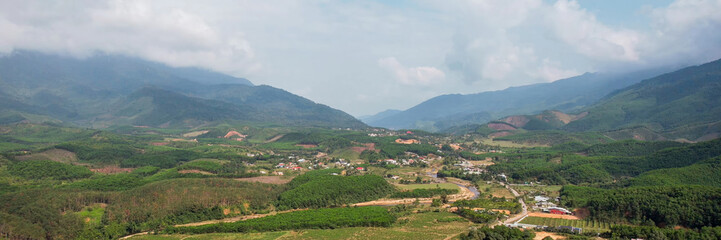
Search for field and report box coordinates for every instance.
[475,181,515,198]
[514,185,563,198]
[235,176,293,185]
[519,216,613,233]
[130,211,473,240]
[396,183,460,191]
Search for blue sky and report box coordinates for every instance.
[0,0,720,116]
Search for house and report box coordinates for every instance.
[356,167,365,171]
[292,166,303,171]
[545,207,573,215]
[390,175,400,180]
[273,171,284,176]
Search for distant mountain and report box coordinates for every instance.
[359,109,401,124]
[0,50,365,129]
[367,68,674,131]
[564,58,721,141]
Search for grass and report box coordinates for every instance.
[75,204,106,226]
[519,216,613,233]
[130,211,472,240]
[475,181,515,198]
[396,183,460,191]
[480,138,546,148]
[329,148,360,161]
[514,185,563,198]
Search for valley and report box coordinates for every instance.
[1,52,720,240]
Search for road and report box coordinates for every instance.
[500,182,528,225]
[120,169,486,239]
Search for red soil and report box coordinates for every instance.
[488,123,517,131]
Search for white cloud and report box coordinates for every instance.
[0,0,261,76]
[0,0,719,116]
[546,0,641,62]
[378,57,446,86]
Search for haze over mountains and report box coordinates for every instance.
[0,51,365,129]
[364,68,676,131]
[441,58,721,142]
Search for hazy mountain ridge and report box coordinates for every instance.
[366,68,673,131]
[563,58,721,141]
[0,51,366,129]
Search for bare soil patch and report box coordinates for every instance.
[183,130,209,138]
[528,212,581,220]
[499,116,529,128]
[265,134,285,143]
[235,176,293,185]
[534,231,566,240]
[295,144,318,148]
[90,165,134,174]
[469,159,494,166]
[350,143,378,153]
[15,149,77,163]
[489,131,514,138]
[573,208,589,219]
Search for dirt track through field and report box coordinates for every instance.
[527,212,581,220]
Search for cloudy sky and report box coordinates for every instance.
[1,0,721,116]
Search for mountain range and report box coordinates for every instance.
[364,68,676,131]
[0,51,366,129]
[460,58,721,142]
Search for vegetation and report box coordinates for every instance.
[519,216,613,233]
[9,160,92,180]
[561,185,721,228]
[389,188,457,198]
[455,209,504,224]
[608,225,721,240]
[453,198,521,213]
[460,226,534,240]
[165,206,395,234]
[277,173,395,209]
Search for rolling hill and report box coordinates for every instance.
[0,50,366,129]
[365,68,673,131]
[564,58,721,141]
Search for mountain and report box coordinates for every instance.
[0,50,366,129]
[366,68,674,131]
[359,109,401,124]
[564,58,721,141]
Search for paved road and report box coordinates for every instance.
[501,182,528,225]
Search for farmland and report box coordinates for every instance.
[519,216,614,233]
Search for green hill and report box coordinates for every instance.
[631,156,721,187]
[564,58,721,141]
[0,51,365,129]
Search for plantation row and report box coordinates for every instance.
[519,216,613,232]
[276,173,395,209]
[164,206,395,234]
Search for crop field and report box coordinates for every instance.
[519,216,613,233]
[131,211,473,240]
[514,185,563,198]
[475,181,515,198]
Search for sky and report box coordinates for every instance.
[1,0,720,117]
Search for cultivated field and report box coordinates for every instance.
[520,216,613,233]
[129,211,473,240]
